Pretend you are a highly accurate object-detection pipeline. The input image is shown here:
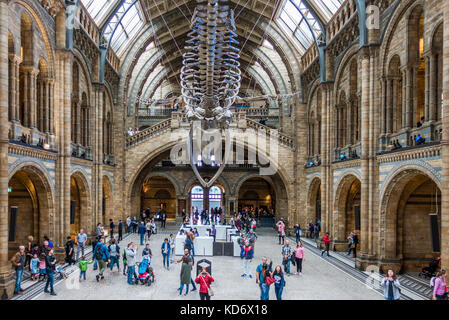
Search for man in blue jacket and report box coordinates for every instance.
[138,222,147,245]
[92,237,110,282]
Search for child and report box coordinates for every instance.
[78,255,93,282]
[38,253,47,281]
[30,253,39,281]
[56,261,68,280]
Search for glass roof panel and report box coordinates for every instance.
[278,0,344,54]
[82,0,117,24]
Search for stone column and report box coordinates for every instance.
[401,69,407,130]
[320,84,330,235]
[405,67,413,128]
[380,77,386,135]
[47,79,54,134]
[23,67,39,129]
[429,54,437,122]
[392,78,398,132]
[0,0,15,299]
[440,0,449,270]
[296,100,308,226]
[386,78,392,134]
[346,99,352,145]
[203,187,210,212]
[357,48,370,269]
[38,78,44,131]
[8,55,20,122]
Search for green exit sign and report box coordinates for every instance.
[8,187,11,193]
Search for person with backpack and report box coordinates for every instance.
[195,267,214,300]
[161,238,171,270]
[241,240,254,278]
[380,269,401,300]
[272,265,286,300]
[92,237,110,282]
[320,233,331,257]
[108,238,120,273]
[281,240,292,275]
[432,270,448,300]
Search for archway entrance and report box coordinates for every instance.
[381,171,441,273]
[334,175,361,250]
[189,185,224,213]
[70,173,91,236]
[307,178,321,223]
[141,176,177,220]
[238,177,275,217]
[8,167,53,259]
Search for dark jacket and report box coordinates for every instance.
[161,242,171,255]
[45,255,56,272]
[93,242,110,261]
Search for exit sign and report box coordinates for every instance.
[8,187,11,193]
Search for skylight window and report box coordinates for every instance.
[278,0,344,54]
[82,0,116,25]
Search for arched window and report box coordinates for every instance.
[209,186,222,210]
[191,185,204,212]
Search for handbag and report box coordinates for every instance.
[265,275,275,286]
[201,276,214,297]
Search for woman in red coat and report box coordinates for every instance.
[195,267,214,300]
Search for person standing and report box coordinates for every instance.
[132,216,138,233]
[273,265,286,300]
[44,249,57,296]
[76,229,87,260]
[125,242,138,285]
[313,224,320,242]
[92,237,110,282]
[169,234,176,262]
[195,267,214,300]
[241,240,253,278]
[276,220,285,245]
[256,257,273,300]
[142,243,153,258]
[320,233,331,257]
[118,220,123,242]
[65,236,75,265]
[294,242,305,275]
[126,216,131,234]
[281,240,292,275]
[109,219,115,239]
[145,219,152,242]
[161,238,171,270]
[177,249,197,292]
[96,223,104,238]
[432,270,448,300]
[181,209,186,223]
[138,221,146,245]
[381,269,401,300]
[10,246,25,294]
[78,256,93,282]
[308,221,314,239]
[108,238,120,273]
[295,224,301,243]
[161,212,167,229]
[210,225,217,242]
[180,256,193,296]
[25,236,34,271]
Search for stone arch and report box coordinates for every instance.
[333,173,361,248]
[145,171,182,196]
[307,177,321,224]
[379,167,441,273]
[70,170,93,234]
[102,175,113,225]
[7,164,55,257]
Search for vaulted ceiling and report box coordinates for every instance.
[80,0,345,109]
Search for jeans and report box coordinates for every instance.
[188,248,194,257]
[200,292,211,300]
[15,269,24,292]
[45,271,55,293]
[296,258,303,273]
[127,265,137,284]
[93,258,98,269]
[259,283,270,300]
[243,259,251,275]
[278,235,284,244]
[110,256,119,270]
[162,253,169,268]
[140,233,145,245]
[283,258,290,274]
[296,235,300,243]
[79,271,86,280]
[180,283,190,295]
[275,286,283,300]
[76,244,85,260]
[126,226,131,234]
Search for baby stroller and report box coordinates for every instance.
[419,257,441,279]
[135,257,155,286]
